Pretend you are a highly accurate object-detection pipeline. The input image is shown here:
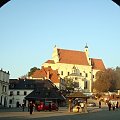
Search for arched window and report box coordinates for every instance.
[84,81,88,89]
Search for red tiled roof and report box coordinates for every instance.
[91,58,106,71]
[45,60,55,64]
[30,67,60,83]
[31,69,46,78]
[57,48,89,65]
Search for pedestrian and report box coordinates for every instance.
[22,103,25,111]
[112,102,115,111]
[29,101,34,114]
[108,101,111,111]
[99,100,101,108]
[33,103,35,112]
[116,101,119,110]
[80,102,84,112]
[28,103,29,112]
[49,102,52,111]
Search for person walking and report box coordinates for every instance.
[99,100,101,108]
[49,102,52,111]
[29,101,34,115]
[108,101,111,111]
[112,102,115,111]
[116,101,119,110]
[22,103,25,111]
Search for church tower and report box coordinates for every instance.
[52,45,59,63]
[84,44,91,65]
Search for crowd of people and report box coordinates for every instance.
[107,100,119,111]
[99,99,119,111]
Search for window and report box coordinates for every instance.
[24,91,27,95]
[61,71,63,75]
[80,73,82,76]
[85,73,88,77]
[93,75,94,78]
[10,91,13,96]
[68,72,70,76]
[2,85,4,92]
[5,86,7,92]
[17,91,20,95]
[75,77,78,80]
[9,99,12,104]
[84,81,88,89]
[1,96,2,104]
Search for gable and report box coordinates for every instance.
[91,58,106,71]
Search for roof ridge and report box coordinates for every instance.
[57,48,85,53]
[91,58,102,60]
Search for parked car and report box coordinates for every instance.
[87,102,96,107]
[37,101,58,111]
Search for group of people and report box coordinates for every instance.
[108,100,119,111]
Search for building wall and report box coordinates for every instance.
[42,62,94,92]
[8,89,33,108]
[0,69,9,107]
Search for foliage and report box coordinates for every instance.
[28,67,40,77]
[94,68,118,92]
[115,66,120,89]
[20,74,28,79]
[64,77,74,90]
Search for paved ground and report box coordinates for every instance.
[0,107,120,120]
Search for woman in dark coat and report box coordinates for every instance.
[108,102,111,111]
[29,102,34,114]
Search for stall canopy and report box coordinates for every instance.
[67,91,89,98]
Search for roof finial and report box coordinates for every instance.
[54,45,57,48]
[85,43,88,48]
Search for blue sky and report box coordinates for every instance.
[0,0,120,78]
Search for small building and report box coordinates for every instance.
[0,69,10,107]
[9,79,34,107]
[67,91,89,112]
[25,79,66,107]
[9,79,65,107]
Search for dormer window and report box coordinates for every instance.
[72,66,77,74]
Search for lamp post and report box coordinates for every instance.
[68,98,72,112]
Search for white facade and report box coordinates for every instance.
[0,69,10,107]
[8,89,33,108]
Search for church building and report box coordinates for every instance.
[42,45,106,92]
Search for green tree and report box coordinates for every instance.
[28,67,40,77]
[64,77,74,90]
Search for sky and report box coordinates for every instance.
[0,0,120,78]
